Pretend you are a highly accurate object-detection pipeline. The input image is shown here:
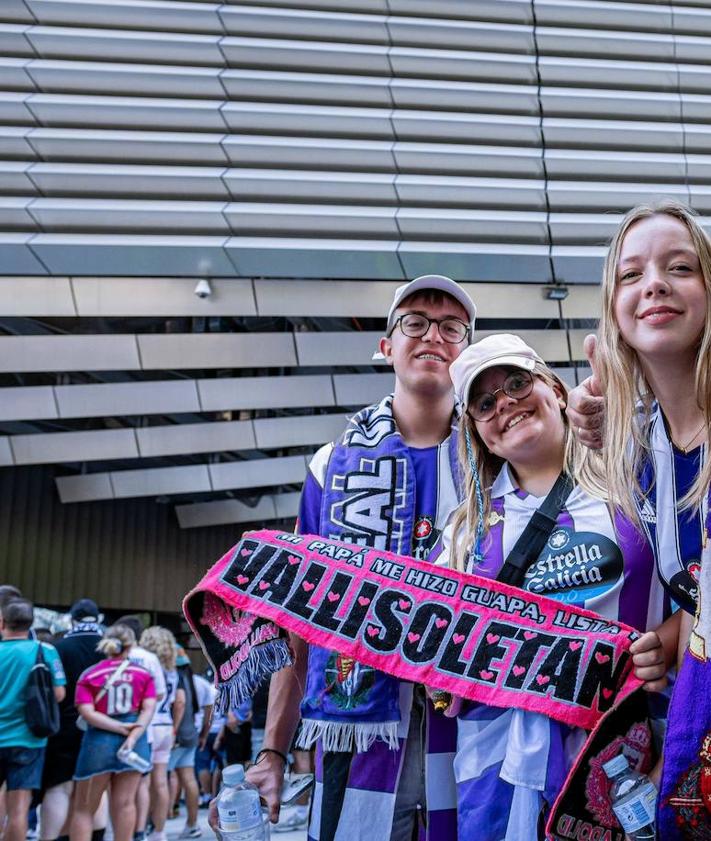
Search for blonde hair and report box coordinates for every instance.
[140,626,177,671]
[591,200,711,520]
[97,623,135,658]
[450,362,586,571]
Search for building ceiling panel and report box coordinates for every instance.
[136,419,256,457]
[72,277,256,317]
[0,334,141,372]
[137,332,297,370]
[0,385,57,421]
[0,276,75,315]
[111,464,212,498]
[55,379,201,418]
[197,374,334,411]
[253,413,346,449]
[11,427,139,465]
[175,495,277,528]
[208,454,308,491]
[55,471,113,503]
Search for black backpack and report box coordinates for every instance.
[25,643,60,738]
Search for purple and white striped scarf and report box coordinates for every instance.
[300,395,460,841]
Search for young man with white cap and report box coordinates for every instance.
[239,275,476,841]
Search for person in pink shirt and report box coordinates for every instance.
[70,624,157,841]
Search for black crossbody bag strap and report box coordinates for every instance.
[496,472,575,588]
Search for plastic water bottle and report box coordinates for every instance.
[603,754,656,840]
[216,764,267,841]
[116,745,152,773]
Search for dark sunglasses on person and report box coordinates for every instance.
[389,313,470,344]
[468,370,534,422]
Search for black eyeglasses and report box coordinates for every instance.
[467,370,534,422]
[389,313,470,344]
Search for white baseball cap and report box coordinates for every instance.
[386,275,476,332]
[449,333,543,406]
[373,275,476,360]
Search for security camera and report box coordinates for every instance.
[194,279,212,299]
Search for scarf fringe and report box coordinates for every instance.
[215,639,292,715]
[297,718,399,753]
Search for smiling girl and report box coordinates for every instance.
[435,333,667,840]
[588,200,711,839]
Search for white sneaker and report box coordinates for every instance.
[146,832,167,841]
[272,805,308,833]
[178,826,202,839]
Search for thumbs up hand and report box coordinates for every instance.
[566,334,604,449]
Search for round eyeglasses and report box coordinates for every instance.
[389,313,470,344]
[467,370,534,422]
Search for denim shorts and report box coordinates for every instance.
[195,732,224,775]
[0,746,45,791]
[168,744,197,771]
[74,713,152,780]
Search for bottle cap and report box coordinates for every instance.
[602,754,629,778]
[223,764,245,786]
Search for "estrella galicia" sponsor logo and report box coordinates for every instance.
[524,527,623,605]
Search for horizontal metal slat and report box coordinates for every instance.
[26,25,224,66]
[0,334,141,372]
[11,427,139,465]
[175,494,290,528]
[253,413,346,448]
[25,0,224,34]
[387,1,531,24]
[223,168,397,204]
[387,16,533,53]
[209,454,308,491]
[219,37,390,75]
[26,59,226,99]
[71,276,256,317]
[219,5,389,43]
[27,198,231,234]
[225,236,404,279]
[224,202,398,238]
[197,373,335,412]
[220,101,393,139]
[27,162,230,200]
[221,135,395,171]
[137,332,298,370]
[220,68,392,108]
[26,128,229,164]
[0,275,75,316]
[388,46,535,84]
[25,93,228,131]
[54,379,202,418]
[28,234,238,276]
[135,418,256,457]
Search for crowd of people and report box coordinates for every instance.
[0,588,266,841]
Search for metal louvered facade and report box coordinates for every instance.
[1,0,709,610]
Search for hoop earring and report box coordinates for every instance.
[464,425,485,565]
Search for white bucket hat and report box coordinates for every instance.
[449,333,543,406]
[373,275,477,360]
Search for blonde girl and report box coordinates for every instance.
[139,627,184,841]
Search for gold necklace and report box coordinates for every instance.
[671,421,707,454]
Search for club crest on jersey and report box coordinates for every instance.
[324,652,375,710]
[487,511,504,527]
[414,517,433,541]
